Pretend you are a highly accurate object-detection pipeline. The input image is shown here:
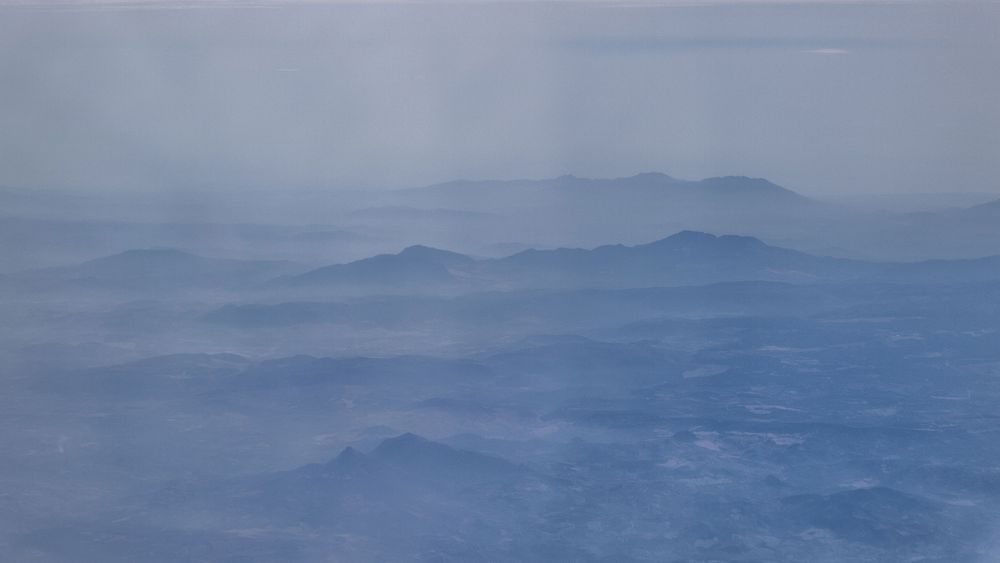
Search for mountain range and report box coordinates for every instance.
[12,227,999,297]
[388,172,814,211]
[281,230,1000,292]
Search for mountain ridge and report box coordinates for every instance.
[282,230,1000,291]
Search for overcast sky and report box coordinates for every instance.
[0,0,998,196]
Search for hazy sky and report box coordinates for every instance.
[1,0,998,196]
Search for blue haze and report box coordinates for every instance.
[1,2,1000,562]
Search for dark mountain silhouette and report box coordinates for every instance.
[266,229,1000,295]
[284,244,473,289]
[476,230,863,288]
[274,433,526,501]
[492,231,1000,287]
[394,172,812,211]
[365,433,522,481]
[154,434,528,524]
[353,172,842,256]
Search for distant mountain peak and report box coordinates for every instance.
[697,176,805,199]
[641,231,767,250]
[662,230,718,243]
[400,244,437,253]
[286,244,473,287]
[372,432,472,461]
[337,445,362,457]
[370,432,458,464]
[397,245,472,263]
[626,171,675,181]
[375,432,429,452]
[702,175,775,186]
[331,445,367,467]
[368,433,521,479]
[626,229,708,249]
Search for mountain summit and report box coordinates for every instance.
[286,245,472,289]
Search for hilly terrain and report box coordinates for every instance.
[282,230,1000,293]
